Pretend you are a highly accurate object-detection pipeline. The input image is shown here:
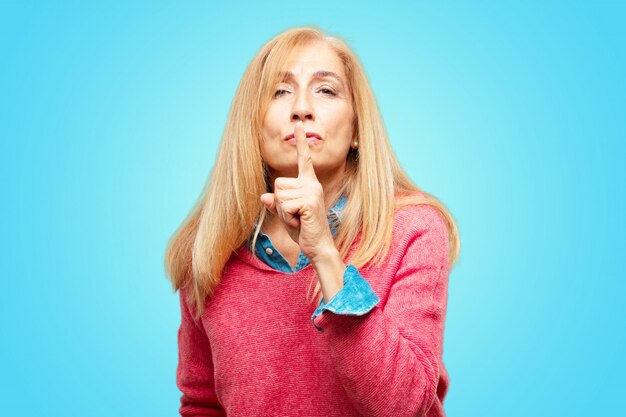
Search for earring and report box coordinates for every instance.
[352,141,359,149]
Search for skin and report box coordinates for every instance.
[259,42,357,302]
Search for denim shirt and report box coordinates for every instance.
[247,196,380,331]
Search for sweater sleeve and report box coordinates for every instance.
[311,205,450,417]
[176,289,226,417]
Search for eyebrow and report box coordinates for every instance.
[278,70,345,88]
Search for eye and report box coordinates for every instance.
[319,88,337,96]
[273,89,290,98]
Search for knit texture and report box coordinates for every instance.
[176,202,451,417]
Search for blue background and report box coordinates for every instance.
[1,1,624,415]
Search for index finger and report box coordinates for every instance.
[295,121,317,179]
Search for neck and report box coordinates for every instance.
[317,169,346,210]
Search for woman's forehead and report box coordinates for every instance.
[279,43,346,81]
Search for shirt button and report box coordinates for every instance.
[265,248,274,255]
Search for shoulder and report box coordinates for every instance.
[391,194,450,264]
[393,193,448,235]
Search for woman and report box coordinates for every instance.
[165,26,460,417]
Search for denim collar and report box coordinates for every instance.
[328,194,347,223]
[246,194,348,273]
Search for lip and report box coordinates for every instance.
[284,132,323,142]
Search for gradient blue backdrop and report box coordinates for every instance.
[1,1,624,416]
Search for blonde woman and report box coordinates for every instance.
[165,26,460,417]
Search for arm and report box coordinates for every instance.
[176,289,226,417]
[312,206,450,417]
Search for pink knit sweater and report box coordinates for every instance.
[176,203,451,416]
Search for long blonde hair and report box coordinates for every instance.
[165,26,461,320]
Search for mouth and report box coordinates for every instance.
[284,132,322,144]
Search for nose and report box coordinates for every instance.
[290,90,315,122]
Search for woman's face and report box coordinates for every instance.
[261,42,355,183]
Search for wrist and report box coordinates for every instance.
[309,243,340,266]
[310,245,345,303]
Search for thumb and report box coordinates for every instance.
[260,193,277,214]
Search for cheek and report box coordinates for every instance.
[259,138,276,164]
[322,128,353,160]
[259,132,285,168]
[332,111,355,145]
[262,105,285,136]
[260,112,280,160]
[333,104,354,132]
